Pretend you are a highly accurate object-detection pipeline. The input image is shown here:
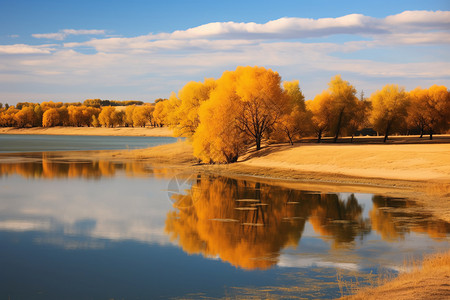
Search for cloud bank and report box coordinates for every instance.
[1,10,449,103]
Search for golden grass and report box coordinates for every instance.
[239,143,450,181]
[343,250,450,300]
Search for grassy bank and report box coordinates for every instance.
[343,250,450,300]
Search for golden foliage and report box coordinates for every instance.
[407,85,450,139]
[370,84,410,142]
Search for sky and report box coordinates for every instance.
[0,0,449,104]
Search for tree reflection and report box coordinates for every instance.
[165,176,369,270]
[370,195,450,240]
[0,153,172,179]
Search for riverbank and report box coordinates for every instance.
[344,250,450,300]
[62,139,449,222]
[0,126,173,137]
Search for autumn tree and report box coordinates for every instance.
[33,105,43,127]
[191,66,290,163]
[83,99,101,108]
[172,79,217,137]
[68,105,84,127]
[307,92,334,143]
[346,96,370,142]
[153,94,179,127]
[407,88,428,137]
[370,84,410,142]
[14,106,36,128]
[326,75,359,142]
[233,66,288,150]
[193,71,246,163]
[98,106,121,128]
[271,80,312,144]
[0,106,18,127]
[57,106,70,126]
[132,105,154,127]
[42,108,60,127]
[124,105,135,127]
[408,85,450,139]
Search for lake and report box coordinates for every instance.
[0,134,177,153]
[0,154,449,299]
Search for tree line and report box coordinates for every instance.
[156,66,449,163]
[1,66,449,164]
[0,99,166,128]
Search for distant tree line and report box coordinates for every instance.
[0,99,167,128]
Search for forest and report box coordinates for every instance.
[1,66,449,163]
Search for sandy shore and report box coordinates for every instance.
[0,126,173,137]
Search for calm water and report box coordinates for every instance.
[0,155,449,299]
[0,134,177,153]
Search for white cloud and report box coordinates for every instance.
[32,29,106,40]
[60,10,449,55]
[0,10,449,103]
[0,44,55,54]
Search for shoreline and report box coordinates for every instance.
[3,139,447,222]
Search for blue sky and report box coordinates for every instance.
[0,0,449,104]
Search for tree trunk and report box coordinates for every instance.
[256,135,261,150]
[287,131,293,145]
[333,109,344,143]
[317,131,322,143]
[429,129,433,140]
[351,134,354,143]
[383,122,391,143]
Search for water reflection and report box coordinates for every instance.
[370,196,450,240]
[0,153,171,179]
[165,175,450,270]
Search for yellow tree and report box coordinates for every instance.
[271,80,312,144]
[192,66,289,163]
[346,97,370,142]
[193,71,246,163]
[370,84,410,142]
[0,106,19,127]
[57,106,70,126]
[327,75,359,142]
[132,105,154,127]
[306,91,334,143]
[234,66,288,150]
[407,88,428,137]
[408,85,450,140]
[124,105,135,127]
[82,106,100,127]
[68,105,84,127]
[424,85,450,139]
[173,79,217,137]
[14,106,36,128]
[98,106,120,128]
[42,108,60,127]
[153,94,179,127]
